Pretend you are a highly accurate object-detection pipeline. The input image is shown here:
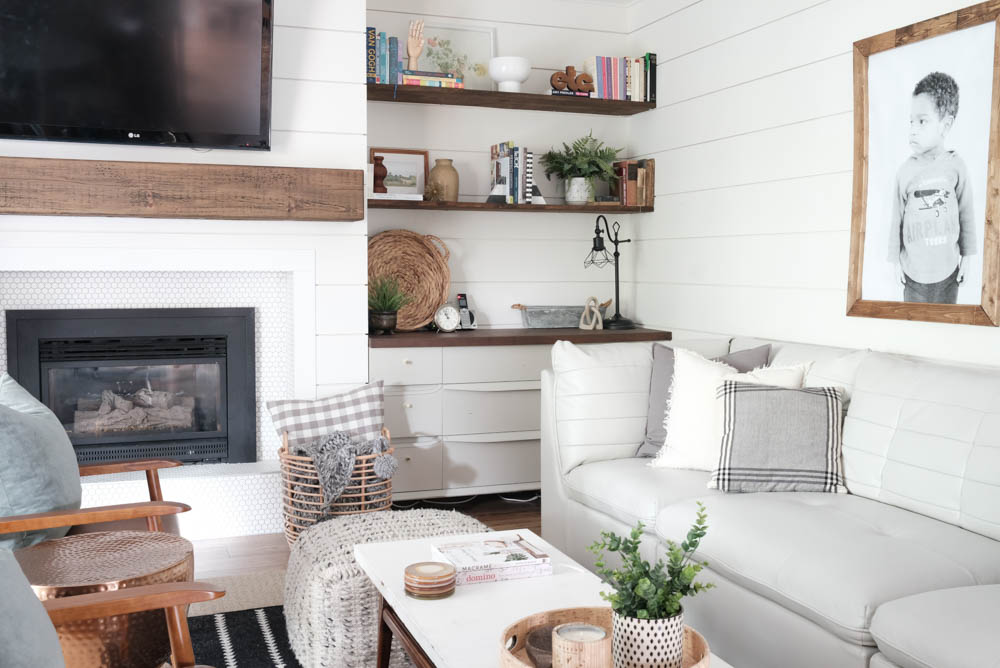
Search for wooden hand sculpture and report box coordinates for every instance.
[407,19,425,71]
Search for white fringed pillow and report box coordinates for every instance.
[651,349,808,471]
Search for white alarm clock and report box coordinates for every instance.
[434,304,461,332]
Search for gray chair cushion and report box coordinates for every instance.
[0,374,82,550]
[656,493,1000,646]
[638,342,769,457]
[564,458,720,527]
[870,585,1000,668]
[0,548,65,667]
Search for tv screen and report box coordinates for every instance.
[0,0,272,150]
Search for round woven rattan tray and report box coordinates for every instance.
[368,230,450,331]
[500,606,710,668]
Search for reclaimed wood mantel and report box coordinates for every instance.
[0,156,364,221]
[369,327,671,348]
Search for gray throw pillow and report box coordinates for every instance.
[709,382,847,493]
[637,344,770,457]
[0,548,66,667]
[0,374,82,550]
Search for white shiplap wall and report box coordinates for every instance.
[627,0,1000,365]
[0,1,371,399]
[366,0,636,328]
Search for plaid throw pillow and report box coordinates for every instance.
[267,382,384,448]
[709,381,847,493]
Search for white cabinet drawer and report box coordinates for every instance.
[392,439,443,493]
[384,386,442,438]
[442,383,541,435]
[443,345,551,383]
[370,347,442,386]
[443,434,540,488]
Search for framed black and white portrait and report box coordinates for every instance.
[848,4,1000,326]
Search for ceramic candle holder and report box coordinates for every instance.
[552,622,611,668]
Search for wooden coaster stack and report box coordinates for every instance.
[404,561,456,600]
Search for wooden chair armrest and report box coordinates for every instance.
[43,581,224,625]
[0,501,190,533]
[79,459,183,477]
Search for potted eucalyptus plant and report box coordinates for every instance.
[539,132,622,205]
[368,275,412,335]
[589,502,714,668]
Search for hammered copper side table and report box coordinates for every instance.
[16,530,194,668]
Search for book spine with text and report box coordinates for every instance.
[648,52,657,103]
[378,32,387,84]
[388,37,398,87]
[402,70,455,78]
[366,28,377,83]
[525,151,534,203]
[455,563,554,585]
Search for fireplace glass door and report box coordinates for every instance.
[43,360,226,444]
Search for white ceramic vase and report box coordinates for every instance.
[612,610,685,668]
[565,177,592,205]
[489,56,531,92]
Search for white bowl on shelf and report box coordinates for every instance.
[489,57,531,93]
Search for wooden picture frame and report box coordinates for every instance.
[369,147,430,197]
[848,2,1000,326]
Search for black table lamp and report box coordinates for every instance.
[584,215,635,330]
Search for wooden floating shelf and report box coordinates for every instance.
[369,327,671,348]
[368,199,652,213]
[367,83,655,116]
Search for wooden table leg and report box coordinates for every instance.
[377,595,394,668]
[376,595,435,668]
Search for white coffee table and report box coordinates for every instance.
[354,528,733,668]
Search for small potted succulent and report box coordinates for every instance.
[539,132,622,205]
[589,502,714,668]
[368,275,412,335]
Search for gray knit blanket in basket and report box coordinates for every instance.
[291,431,397,514]
[285,509,490,668]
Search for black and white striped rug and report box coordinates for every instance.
[189,606,303,668]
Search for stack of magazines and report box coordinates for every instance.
[430,533,553,585]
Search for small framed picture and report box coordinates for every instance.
[369,148,429,196]
[419,24,496,91]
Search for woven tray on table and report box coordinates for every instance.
[368,229,450,331]
[278,429,393,545]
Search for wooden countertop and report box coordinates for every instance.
[368,327,671,348]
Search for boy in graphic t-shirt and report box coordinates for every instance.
[888,71,977,304]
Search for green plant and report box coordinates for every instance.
[368,276,412,312]
[539,132,622,194]
[588,502,714,620]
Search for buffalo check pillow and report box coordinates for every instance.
[708,381,847,493]
[267,381,384,448]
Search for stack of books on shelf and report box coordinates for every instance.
[490,141,535,205]
[578,53,657,102]
[366,27,464,88]
[612,158,656,207]
[430,533,552,585]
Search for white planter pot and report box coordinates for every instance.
[565,177,592,205]
[488,56,531,92]
[612,610,685,668]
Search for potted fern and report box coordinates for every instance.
[368,275,412,335]
[539,132,622,205]
[589,502,714,668]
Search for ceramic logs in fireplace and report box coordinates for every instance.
[5,308,255,465]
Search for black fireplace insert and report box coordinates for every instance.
[5,308,255,464]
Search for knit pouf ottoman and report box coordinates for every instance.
[284,509,488,668]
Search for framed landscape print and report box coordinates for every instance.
[848,2,1000,326]
[369,148,429,197]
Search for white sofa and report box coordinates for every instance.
[540,337,1000,668]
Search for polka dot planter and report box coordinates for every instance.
[612,610,685,668]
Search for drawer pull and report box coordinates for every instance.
[405,456,412,462]
[402,402,414,409]
[403,359,413,365]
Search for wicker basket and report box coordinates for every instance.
[368,230,451,331]
[278,429,393,545]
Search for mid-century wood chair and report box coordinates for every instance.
[0,458,224,668]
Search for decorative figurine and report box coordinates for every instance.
[407,20,425,71]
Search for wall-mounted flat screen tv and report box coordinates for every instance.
[0,0,272,150]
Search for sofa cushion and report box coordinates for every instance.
[0,548,65,667]
[870,585,1000,668]
[730,337,867,404]
[551,342,653,474]
[564,458,718,528]
[656,493,1000,645]
[0,374,82,550]
[638,339,765,457]
[843,352,1000,540]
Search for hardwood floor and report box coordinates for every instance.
[192,492,541,579]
